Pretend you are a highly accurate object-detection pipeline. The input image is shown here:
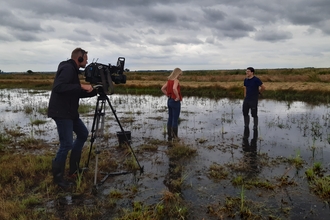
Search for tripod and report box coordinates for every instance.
[85,86,143,186]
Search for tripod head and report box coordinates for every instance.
[93,85,109,99]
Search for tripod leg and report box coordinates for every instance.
[92,99,106,185]
[85,98,101,168]
[94,150,99,185]
[105,96,144,174]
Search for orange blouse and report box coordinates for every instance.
[166,80,182,101]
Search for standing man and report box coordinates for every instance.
[243,67,265,130]
[48,48,97,189]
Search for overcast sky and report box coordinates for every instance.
[1,0,330,72]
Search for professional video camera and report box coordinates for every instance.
[84,57,126,94]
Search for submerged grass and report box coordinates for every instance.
[305,163,330,201]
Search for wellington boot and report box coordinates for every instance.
[167,126,173,141]
[244,116,250,128]
[69,154,81,176]
[172,127,179,141]
[52,159,72,190]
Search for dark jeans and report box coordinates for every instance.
[53,118,88,164]
[242,99,258,117]
[167,98,181,127]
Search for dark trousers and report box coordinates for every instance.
[53,118,88,164]
[167,98,181,127]
[242,99,258,118]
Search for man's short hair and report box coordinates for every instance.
[247,67,255,73]
[71,48,88,59]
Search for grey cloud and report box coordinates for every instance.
[213,18,255,39]
[101,32,132,44]
[255,30,293,42]
[9,30,42,42]
[202,8,226,21]
[1,0,330,71]
[0,9,43,32]
[142,8,177,24]
[147,36,203,46]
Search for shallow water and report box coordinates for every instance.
[1,88,330,219]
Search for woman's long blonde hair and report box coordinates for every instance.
[168,68,182,80]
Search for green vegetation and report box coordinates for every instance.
[1,68,330,103]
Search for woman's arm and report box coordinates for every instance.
[173,79,180,101]
[161,82,168,96]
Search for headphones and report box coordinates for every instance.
[78,50,85,63]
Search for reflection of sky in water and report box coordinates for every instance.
[1,89,330,165]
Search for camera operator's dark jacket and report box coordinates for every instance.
[48,59,97,120]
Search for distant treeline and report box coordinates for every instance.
[1,67,329,76]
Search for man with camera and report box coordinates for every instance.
[48,48,97,189]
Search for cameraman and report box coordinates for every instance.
[48,48,97,189]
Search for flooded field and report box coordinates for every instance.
[1,88,330,219]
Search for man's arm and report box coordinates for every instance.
[259,84,265,94]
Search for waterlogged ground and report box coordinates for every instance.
[1,88,330,219]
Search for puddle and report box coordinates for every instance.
[1,88,330,219]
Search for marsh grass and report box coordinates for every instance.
[117,190,188,220]
[208,163,229,180]
[0,153,53,219]
[30,119,47,126]
[2,70,330,103]
[0,147,128,220]
[305,163,330,201]
[139,144,158,152]
[207,195,282,220]
[166,142,197,159]
[287,150,304,168]
[0,133,11,150]
[78,103,94,114]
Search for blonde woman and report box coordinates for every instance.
[161,68,183,141]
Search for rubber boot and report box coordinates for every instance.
[167,126,173,141]
[52,159,71,190]
[244,116,250,128]
[69,154,81,176]
[253,117,258,130]
[172,127,179,141]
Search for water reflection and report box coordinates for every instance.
[242,127,260,178]
[1,89,330,164]
[163,142,182,193]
